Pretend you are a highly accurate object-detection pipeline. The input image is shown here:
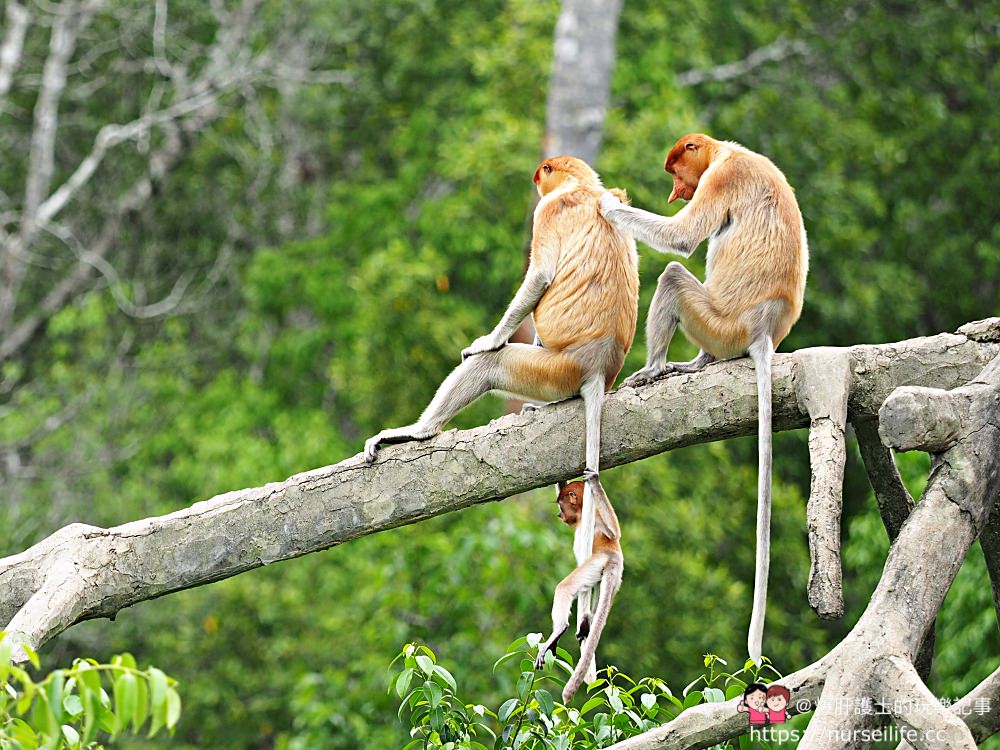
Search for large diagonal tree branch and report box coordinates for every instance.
[1,321,997,659]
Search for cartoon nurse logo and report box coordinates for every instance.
[765,685,790,724]
[738,683,790,726]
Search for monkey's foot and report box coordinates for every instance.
[623,353,716,388]
[582,468,599,484]
[363,426,436,464]
[520,401,546,414]
[621,365,669,388]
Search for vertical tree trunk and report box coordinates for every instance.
[543,0,623,163]
[508,0,624,410]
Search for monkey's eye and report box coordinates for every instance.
[542,164,553,174]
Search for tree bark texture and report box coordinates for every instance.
[2,321,997,665]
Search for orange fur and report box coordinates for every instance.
[364,157,639,469]
[537,478,623,703]
[530,158,639,384]
[557,481,620,555]
[661,134,807,356]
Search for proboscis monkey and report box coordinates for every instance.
[364,157,639,618]
[535,477,622,703]
[598,133,808,665]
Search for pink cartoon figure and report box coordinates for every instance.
[766,684,790,724]
[737,683,768,725]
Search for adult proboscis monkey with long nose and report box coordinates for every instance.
[600,133,808,665]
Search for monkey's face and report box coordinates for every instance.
[556,481,584,526]
[665,133,713,203]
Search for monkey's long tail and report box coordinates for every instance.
[561,558,622,704]
[747,337,774,666]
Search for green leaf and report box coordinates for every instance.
[492,651,523,672]
[415,655,434,676]
[22,644,40,670]
[429,706,445,732]
[75,663,100,696]
[8,718,37,749]
[640,693,657,713]
[80,686,101,747]
[683,691,703,709]
[498,698,519,723]
[62,693,83,718]
[516,671,533,702]
[15,680,35,715]
[148,667,168,712]
[424,680,443,709]
[726,684,745,700]
[133,673,150,731]
[0,636,13,683]
[61,724,80,746]
[703,687,726,703]
[114,672,139,732]
[579,695,605,715]
[395,668,415,699]
[112,653,138,671]
[166,687,182,730]
[45,670,65,725]
[682,676,702,697]
[432,664,457,691]
[535,688,554,718]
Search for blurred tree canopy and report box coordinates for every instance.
[1,0,998,748]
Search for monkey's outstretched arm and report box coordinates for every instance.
[461,229,561,360]
[589,475,621,542]
[599,179,728,258]
[461,270,551,359]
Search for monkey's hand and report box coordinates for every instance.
[533,648,550,670]
[599,191,626,216]
[461,333,504,360]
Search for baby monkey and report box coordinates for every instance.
[535,476,623,703]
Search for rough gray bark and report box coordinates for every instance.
[855,416,914,541]
[2,321,998,665]
[608,320,1000,750]
[795,348,852,619]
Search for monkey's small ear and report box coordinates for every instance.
[685,142,697,151]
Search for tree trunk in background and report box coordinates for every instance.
[543,0,623,163]
[508,0,624,410]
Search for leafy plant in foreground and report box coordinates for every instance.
[390,636,782,749]
[0,632,181,749]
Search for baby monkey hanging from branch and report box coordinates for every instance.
[534,477,623,703]
[365,156,639,622]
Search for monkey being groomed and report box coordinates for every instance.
[535,477,623,703]
[365,157,639,617]
[599,133,809,665]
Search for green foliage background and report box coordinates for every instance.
[2,1,998,748]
